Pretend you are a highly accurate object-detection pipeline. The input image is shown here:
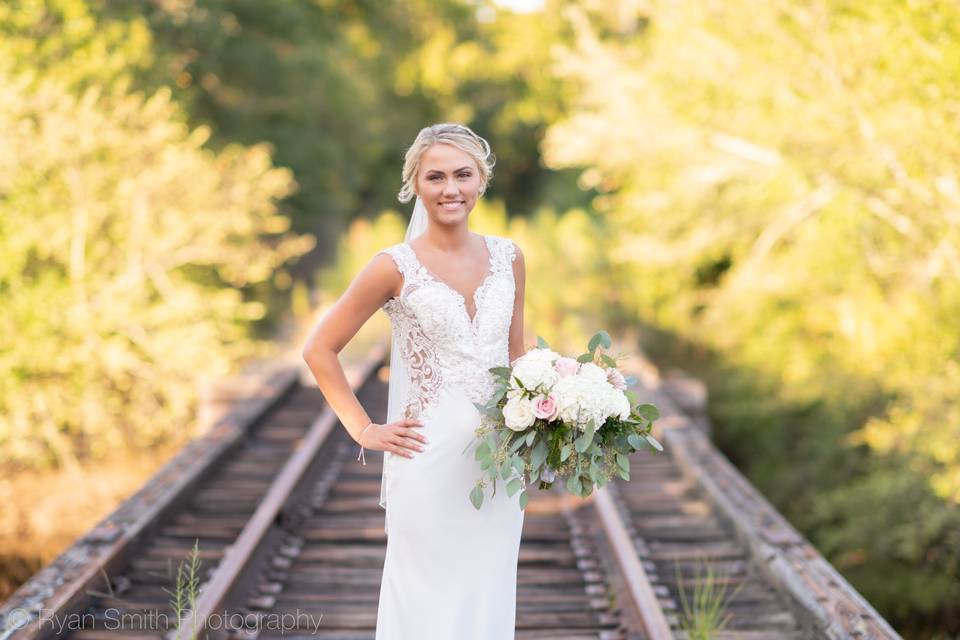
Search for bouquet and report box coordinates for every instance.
[464,330,662,510]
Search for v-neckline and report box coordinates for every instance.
[405,234,495,326]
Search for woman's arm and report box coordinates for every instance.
[508,241,526,365]
[301,252,400,443]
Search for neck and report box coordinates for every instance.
[421,223,473,252]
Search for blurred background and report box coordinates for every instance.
[1,0,958,637]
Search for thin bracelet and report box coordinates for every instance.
[356,422,376,465]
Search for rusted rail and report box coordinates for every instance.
[0,340,901,639]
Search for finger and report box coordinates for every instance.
[398,436,424,452]
[403,426,429,443]
[393,444,414,458]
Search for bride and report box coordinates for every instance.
[302,122,528,638]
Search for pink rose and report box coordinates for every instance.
[606,367,627,391]
[533,394,560,421]
[554,357,580,378]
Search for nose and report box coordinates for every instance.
[442,177,461,197]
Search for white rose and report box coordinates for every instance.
[502,396,536,431]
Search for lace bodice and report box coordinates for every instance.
[377,234,518,424]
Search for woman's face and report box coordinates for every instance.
[415,143,482,227]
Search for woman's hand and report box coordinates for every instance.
[359,418,428,458]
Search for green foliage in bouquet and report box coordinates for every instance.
[465,331,662,510]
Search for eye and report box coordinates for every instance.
[430,175,442,181]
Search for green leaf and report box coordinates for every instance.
[512,455,526,476]
[600,354,617,367]
[475,441,491,461]
[575,421,595,453]
[500,459,513,480]
[525,430,537,446]
[531,440,548,470]
[529,466,540,483]
[598,330,612,348]
[489,366,512,378]
[577,352,593,363]
[616,452,630,472]
[518,490,529,509]
[506,477,523,497]
[510,435,526,453]
[560,444,573,461]
[470,485,484,510]
[627,433,644,450]
[566,474,582,495]
[636,403,660,421]
[582,477,594,496]
[644,433,664,451]
[536,336,550,349]
[588,332,602,352]
[615,466,630,481]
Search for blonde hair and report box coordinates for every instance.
[398,123,496,203]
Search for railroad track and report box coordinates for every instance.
[1,342,900,640]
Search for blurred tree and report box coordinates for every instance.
[540,0,960,633]
[0,54,312,470]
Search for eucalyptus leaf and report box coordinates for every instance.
[470,485,484,510]
[531,440,548,470]
[525,430,537,446]
[512,456,526,476]
[600,354,617,367]
[475,442,491,461]
[566,475,582,495]
[577,352,593,363]
[588,333,602,352]
[582,477,594,496]
[536,336,550,349]
[627,433,644,450]
[598,330,612,348]
[644,433,664,451]
[636,403,660,421]
[518,490,529,509]
[506,477,523,497]
[575,427,594,453]
[560,443,573,461]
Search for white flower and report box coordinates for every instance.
[603,386,632,421]
[511,348,561,392]
[502,396,536,431]
[578,362,608,385]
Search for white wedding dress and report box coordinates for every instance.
[373,233,526,639]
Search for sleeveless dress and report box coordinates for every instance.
[373,234,526,639]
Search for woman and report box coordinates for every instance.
[302,122,528,639]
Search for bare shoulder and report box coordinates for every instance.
[354,246,403,302]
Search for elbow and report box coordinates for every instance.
[302,339,337,366]
[302,339,320,365]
